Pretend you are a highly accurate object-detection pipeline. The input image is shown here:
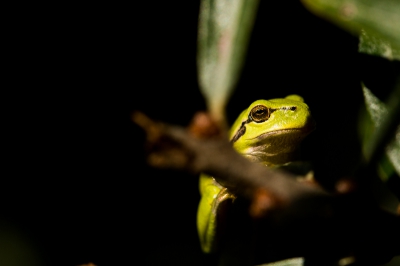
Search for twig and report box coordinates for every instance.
[132,111,327,205]
[132,111,400,265]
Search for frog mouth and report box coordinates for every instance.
[231,124,314,143]
[249,127,312,141]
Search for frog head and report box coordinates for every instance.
[229,95,315,166]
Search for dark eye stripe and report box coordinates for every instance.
[230,117,251,143]
[230,125,246,143]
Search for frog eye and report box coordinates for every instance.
[249,105,270,123]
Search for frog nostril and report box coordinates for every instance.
[281,106,297,111]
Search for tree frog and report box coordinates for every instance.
[197,95,316,254]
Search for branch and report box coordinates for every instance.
[132,111,400,265]
[133,111,326,203]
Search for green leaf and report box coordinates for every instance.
[197,0,260,125]
[301,0,400,60]
[362,84,388,129]
[256,257,304,266]
[385,125,400,177]
[362,84,400,177]
[359,29,400,61]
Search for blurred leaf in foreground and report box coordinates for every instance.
[197,0,259,126]
[359,29,400,61]
[359,85,400,214]
[257,257,304,266]
[301,0,400,60]
[360,84,400,180]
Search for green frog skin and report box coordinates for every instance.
[197,94,316,254]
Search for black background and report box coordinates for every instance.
[4,1,399,266]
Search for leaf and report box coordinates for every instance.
[362,84,388,129]
[301,0,400,60]
[362,84,400,177]
[359,29,400,61]
[197,0,260,125]
[256,257,304,266]
[385,125,400,176]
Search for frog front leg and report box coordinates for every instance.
[197,174,236,254]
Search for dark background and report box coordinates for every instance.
[4,1,399,266]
